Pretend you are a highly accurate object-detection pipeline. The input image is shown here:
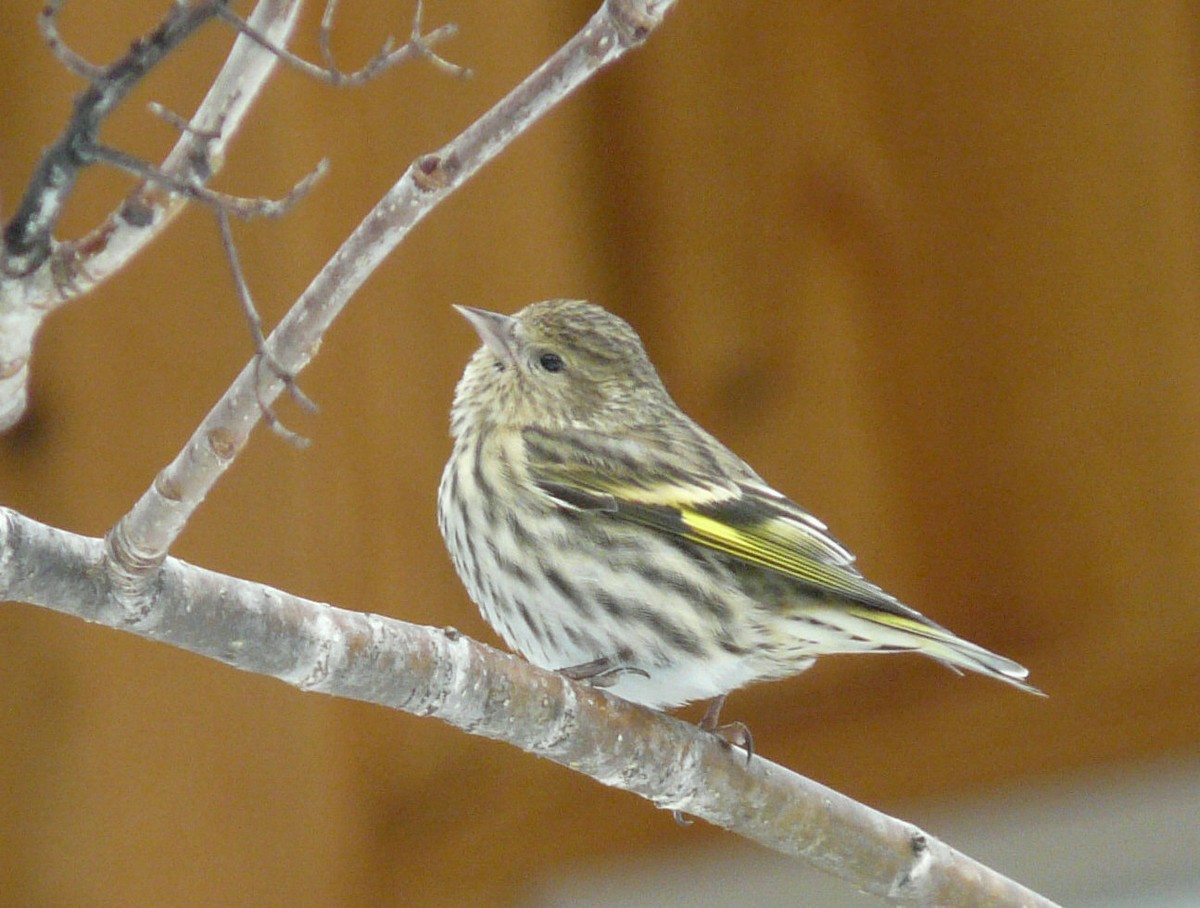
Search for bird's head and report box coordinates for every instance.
[450,299,669,435]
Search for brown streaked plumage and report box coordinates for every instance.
[438,299,1039,712]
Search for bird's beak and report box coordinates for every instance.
[453,305,518,367]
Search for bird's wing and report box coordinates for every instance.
[522,427,916,615]
[524,425,1044,694]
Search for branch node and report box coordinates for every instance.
[889,828,935,898]
[103,517,166,617]
[255,355,315,450]
[411,152,460,192]
[407,0,472,80]
[153,471,184,503]
[206,426,238,461]
[603,0,671,47]
[118,198,157,228]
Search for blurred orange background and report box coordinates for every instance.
[2,1,1198,905]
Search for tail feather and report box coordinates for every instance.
[845,606,1044,696]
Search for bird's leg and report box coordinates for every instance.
[671,695,755,826]
[699,694,754,764]
[560,655,650,689]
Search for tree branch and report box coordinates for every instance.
[2,0,223,277]
[0,0,306,430]
[0,507,1059,907]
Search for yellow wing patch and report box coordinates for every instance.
[676,506,881,602]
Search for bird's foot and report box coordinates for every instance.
[699,693,754,764]
[673,694,754,826]
[560,655,650,689]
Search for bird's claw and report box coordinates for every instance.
[560,656,650,689]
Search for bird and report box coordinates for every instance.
[437,299,1039,734]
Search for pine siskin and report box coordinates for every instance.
[438,300,1039,722]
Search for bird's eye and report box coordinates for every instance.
[538,352,565,373]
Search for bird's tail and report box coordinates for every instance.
[841,606,1044,696]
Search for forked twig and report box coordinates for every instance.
[3,0,224,277]
[90,143,328,220]
[219,0,469,87]
[216,208,317,449]
[0,0,463,432]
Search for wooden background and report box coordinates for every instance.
[2,1,1198,904]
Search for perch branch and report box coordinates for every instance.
[0,507,1061,908]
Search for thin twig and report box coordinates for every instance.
[217,0,467,87]
[317,0,341,72]
[147,100,224,145]
[90,144,328,220]
[216,208,316,449]
[158,95,319,442]
[38,0,108,82]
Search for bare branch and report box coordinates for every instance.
[0,507,1061,908]
[60,0,307,271]
[218,0,467,87]
[3,1,223,277]
[90,143,329,219]
[0,0,307,430]
[105,0,683,607]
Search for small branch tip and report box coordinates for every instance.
[221,0,466,88]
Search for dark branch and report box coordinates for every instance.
[2,1,225,277]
